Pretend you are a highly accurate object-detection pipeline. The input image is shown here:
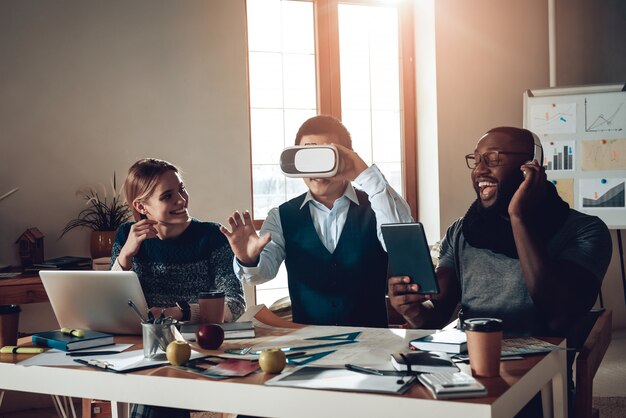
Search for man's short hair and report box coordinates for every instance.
[295,115,352,149]
[487,126,534,146]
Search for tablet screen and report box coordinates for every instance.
[381,222,439,294]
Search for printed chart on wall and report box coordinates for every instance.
[523,84,626,229]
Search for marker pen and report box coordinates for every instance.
[1,346,45,354]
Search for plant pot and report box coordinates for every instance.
[90,230,117,259]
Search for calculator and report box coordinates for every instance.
[418,371,488,399]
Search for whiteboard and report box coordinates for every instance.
[523,84,626,229]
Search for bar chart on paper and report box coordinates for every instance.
[544,141,575,171]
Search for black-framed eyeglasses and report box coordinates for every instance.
[464,151,532,169]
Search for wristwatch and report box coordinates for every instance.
[176,300,191,322]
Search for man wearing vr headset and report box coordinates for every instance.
[388,126,612,417]
[222,115,412,327]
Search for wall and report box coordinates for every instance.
[0,0,253,333]
[554,0,626,329]
[556,0,626,86]
[433,0,549,234]
[429,0,625,329]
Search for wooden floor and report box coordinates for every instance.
[592,329,626,397]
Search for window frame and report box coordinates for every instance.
[249,0,418,226]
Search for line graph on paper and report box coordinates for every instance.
[530,102,576,134]
[585,97,625,133]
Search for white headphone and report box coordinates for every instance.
[530,131,544,164]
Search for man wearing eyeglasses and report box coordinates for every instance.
[388,126,611,416]
[389,125,611,333]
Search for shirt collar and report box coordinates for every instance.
[300,182,360,209]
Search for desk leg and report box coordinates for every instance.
[111,401,129,418]
[0,391,4,408]
[53,395,78,418]
[551,349,568,418]
[541,382,554,418]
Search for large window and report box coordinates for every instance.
[246,0,416,306]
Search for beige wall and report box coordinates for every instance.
[0,0,253,333]
[429,0,625,329]
[0,0,251,264]
[556,0,626,86]
[433,0,549,233]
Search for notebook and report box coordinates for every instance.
[32,329,114,351]
[409,328,467,354]
[390,351,459,373]
[180,321,255,341]
[39,270,149,335]
[418,371,487,399]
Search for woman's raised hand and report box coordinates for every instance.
[117,219,158,269]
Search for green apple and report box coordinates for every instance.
[166,340,191,366]
[258,348,286,374]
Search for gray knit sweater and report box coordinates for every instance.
[110,219,245,320]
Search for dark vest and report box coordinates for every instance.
[279,190,389,327]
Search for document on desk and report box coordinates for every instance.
[72,349,208,373]
[265,366,416,394]
[235,326,434,370]
[17,344,133,367]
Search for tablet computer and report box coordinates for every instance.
[381,222,439,294]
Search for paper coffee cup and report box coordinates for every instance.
[464,317,503,378]
[198,291,225,324]
[0,305,21,348]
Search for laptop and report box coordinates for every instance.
[39,270,149,335]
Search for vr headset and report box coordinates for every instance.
[279,145,339,178]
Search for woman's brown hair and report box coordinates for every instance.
[123,158,179,221]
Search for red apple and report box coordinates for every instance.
[196,323,224,350]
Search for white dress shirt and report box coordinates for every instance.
[234,164,413,286]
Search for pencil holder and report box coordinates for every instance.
[142,323,175,360]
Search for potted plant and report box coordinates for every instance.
[60,173,131,258]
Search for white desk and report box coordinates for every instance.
[0,334,567,418]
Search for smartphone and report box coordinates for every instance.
[381,222,439,294]
[279,145,339,178]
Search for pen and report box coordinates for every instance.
[1,346,45,354]
[66,351,122,357]
[128,299,148,323]
[345,363,384,376]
